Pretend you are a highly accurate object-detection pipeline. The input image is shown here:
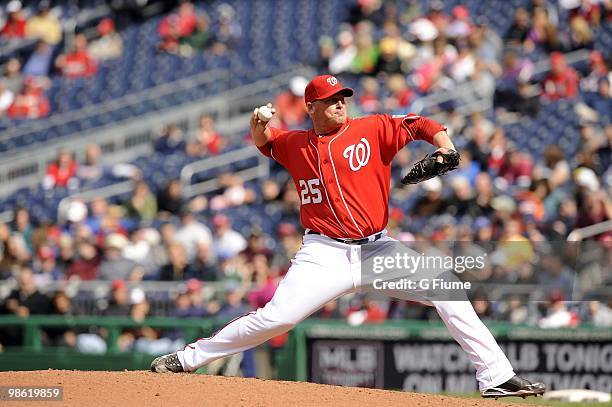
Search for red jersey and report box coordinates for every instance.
[46,162,77,187]
[274,91,307,126]
[61,51,97,78]
[8,90,50,119]
[257,114,445,238]
[542,69,578,100]
[1,18,26,39]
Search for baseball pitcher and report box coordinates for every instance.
[152,75,545,399]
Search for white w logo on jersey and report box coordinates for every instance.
[343,138,371,172]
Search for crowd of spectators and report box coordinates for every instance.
[154,114,225,157]
[0,123,610,350]
[0,1,610,365]
[0,0,242,120]
[313,0,610,123]
[0,1,120,119]
[156,1,240,57]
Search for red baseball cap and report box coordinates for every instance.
[186,278,202,292]
[452,5,469,19]
[98,18,115,36]
[550,52,566,66]
[304,75,354,104]
[111,279,126,291]
[589,50,603,64]
[278,222,297,237]
[212,214,230,227]
[38,245,55,261]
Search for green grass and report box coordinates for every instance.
[451,393,606,407]
[496,398,600,407]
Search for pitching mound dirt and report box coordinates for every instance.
[0,370,520,406]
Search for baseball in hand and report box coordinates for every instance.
[257,105,273,122]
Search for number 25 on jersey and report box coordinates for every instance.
[299,179,322,205]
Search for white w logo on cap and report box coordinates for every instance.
[326,76,338,86]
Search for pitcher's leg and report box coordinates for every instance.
[178,298,298,371]
[360,236,515,390]
[178,253,354,371]
[432,300,515,390]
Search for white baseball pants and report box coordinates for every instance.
[177,233,515,390]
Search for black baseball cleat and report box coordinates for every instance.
[150,352,184,373]
[481,375,546,399]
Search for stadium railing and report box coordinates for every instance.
[567,220,612,241]
[0,317,610,381]
[55,180,134,223]
[0,67,314,198]
[0,279,260,320]
[0,315,215,353]
[1,275,608,322]
[0,209,12,224]
[180,146,269,198]
[1,69,228,144]
[0,68,229,196]
[0,49,591,199]
[53,145,268,221]
[0,3,112,59]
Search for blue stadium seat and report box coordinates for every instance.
[2,0,609,226]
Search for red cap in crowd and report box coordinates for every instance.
[212,214,230,227]
[278,222,297,237]
[38,245,55,261]
[452,5,469,19]
[304,75,354,104]
[549,289,564,304]
[550,52,566,66]
[111,279,126,291]
[186,278,202,292]
[98,18,115,36]
[589,50,604,67]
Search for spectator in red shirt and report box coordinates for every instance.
[157,14,182,53]
[45,150,78,188]
[542,52,579,100]
[247,259,279,309]
[157,1,198,53]
[274,76,308,128]
[358,76,381,114]
[55,34,97,79]
[66,241,101,281]
[176,1,197,36]
[498,150,534,187]
[346,297,387,325]
[488,127,510,174]
[186,115,223,156]
[0,1,27,39]
[384,74,412,111]
[7,78,50,119]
